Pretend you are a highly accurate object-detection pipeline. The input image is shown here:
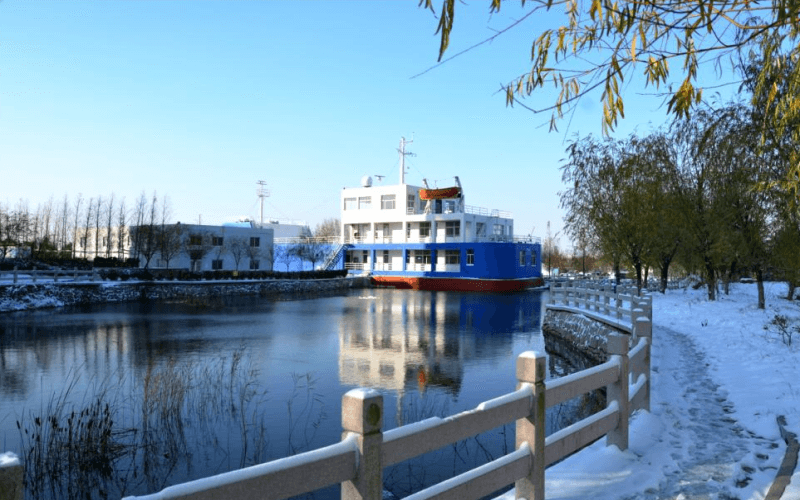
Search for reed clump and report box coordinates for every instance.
[15,347,325,500]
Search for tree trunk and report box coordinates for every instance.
[705,258,716,301]
[659,262,669,294]
[756,267,765,309]
[788,282,796,301]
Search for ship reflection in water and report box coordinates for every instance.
[338,290,546,421]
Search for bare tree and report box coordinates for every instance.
[159,224,183,269]
[314,218,341,239]
[72,193,83,259]
[82,197,93,259]
[228,236,247,271]
[105,193,115,258]
[117,197,127,260]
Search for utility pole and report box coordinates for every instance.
[257,180,270,227]
[398,137,414,184]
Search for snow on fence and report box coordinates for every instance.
[547,280,652,334]
[2,284,652,500]
[0,267,99,284]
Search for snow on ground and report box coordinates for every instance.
[500,281,799,500]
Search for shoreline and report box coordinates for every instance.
[0,276,372,313]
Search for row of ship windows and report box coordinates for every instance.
[355,249,536,267]
[344,195,399,211]
[344,196,461,214]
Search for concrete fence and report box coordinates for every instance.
[3,283,652,500]
[0,267,99,284]
[548,280,653,334]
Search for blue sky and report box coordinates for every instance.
[1,1,734,249]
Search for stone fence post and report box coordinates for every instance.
[0,452,23,500]
[516,351,546,500]
[633,314,652,412]
[606,334,629,451]
[341,389,383,500]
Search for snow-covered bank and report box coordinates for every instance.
[0,277,371,312]
[502,282,799,499]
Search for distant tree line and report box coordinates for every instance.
[0,191,166,266]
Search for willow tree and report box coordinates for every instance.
[422,0,800,135]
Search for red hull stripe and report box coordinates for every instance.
[371,276,544,292]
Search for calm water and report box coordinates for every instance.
[0,288,585,499]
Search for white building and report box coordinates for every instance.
[131,222,274,272]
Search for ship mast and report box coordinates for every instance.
[398,137,414,184]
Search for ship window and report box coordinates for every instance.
[358,196,372,209]
[493,224,505,236]
[530,252,536,266]
[476,223,485,237]
[419,222,431,238]
[415,250,431,264]
[445,250,460,264]
[520,251,526,266]
[344,197,357,210]
[381,195,396,210]
[466,249,475,265]
[406,224,411,239]
[249,259,260,270]
[445,221,460,237]
[212,259,223,270]
[383,250,389,263]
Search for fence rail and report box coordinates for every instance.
[547,280,652,334]
[0,267,99,284]
[3,284,652,500]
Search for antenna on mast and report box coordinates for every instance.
[256,180,270,227]
[398,136,415,184]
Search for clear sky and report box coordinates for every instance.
[1,0,728,250]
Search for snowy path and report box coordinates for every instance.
[624,326,782,500]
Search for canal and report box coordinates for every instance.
[0,288,595,499]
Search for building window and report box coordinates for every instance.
[383,250,389,263]
[445,221,460,237]
[212,259,223,270]
[445,250,460,264]
[249,259,260,270]
[415,250,431,265]
[250,237,260,247]
[467,249,475,266]
[476,223,485,237]
[520,251,526,266]
[189,234,203,245]
[530,252,536,266]
[493,224,505,236]
[419,222,431,238]
[381,195,396,210]
[80,237,87,248]
[358,196,372,209]
[406,224,411,239]
[212,236,224,246]
[344,197,357,210]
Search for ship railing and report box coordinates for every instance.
[375,263,392,271]
[344,262,366,271]
[274,236,340,245]
[409,264,431,272]
[464,205,513,219]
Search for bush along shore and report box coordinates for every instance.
[0,270,371,312]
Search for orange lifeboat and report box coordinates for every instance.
[418,186,461,200]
